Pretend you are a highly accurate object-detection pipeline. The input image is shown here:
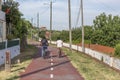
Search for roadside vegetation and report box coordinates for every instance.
[1,0,120,80]
[63,48,120,80]
[48,13,120,57]
[2,0,119,57]
[115,44,120,58]
[0,45,37,80]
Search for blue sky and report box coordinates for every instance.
[16,0,120,30]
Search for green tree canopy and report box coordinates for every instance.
[92,13,120,47]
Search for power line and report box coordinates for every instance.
[74,0,81,28]
[95,0,117,12]
[39,6,49,15]
[88,0,120,15]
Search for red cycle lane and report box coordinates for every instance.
[20,46,84,80]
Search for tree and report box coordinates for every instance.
[60,30,69,42]
[2,1,33,50]
[92,13,120,47]
[2,0,23,39]
[72,27,82,44]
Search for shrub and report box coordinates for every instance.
[115,44,120,56]
[6,34,15,40]
[85,40,91,44]
[72,40,80,44]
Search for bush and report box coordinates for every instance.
[72,40,80,44]
[84,40,91,44]
[115,44,120,56]
[6,34,15,40]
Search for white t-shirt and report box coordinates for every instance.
[56,40,63,48]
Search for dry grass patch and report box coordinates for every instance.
[0,45,38,80]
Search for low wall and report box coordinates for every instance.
[51,41,120,71]
[0,39,20,65]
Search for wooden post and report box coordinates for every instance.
[110,56,113,67]
[5,51,11,72]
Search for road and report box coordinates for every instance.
[20,46,84,80]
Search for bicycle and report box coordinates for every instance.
[43,47,49,59]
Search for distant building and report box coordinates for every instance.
[0,10,6,42]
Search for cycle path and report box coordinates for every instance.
[20,46,84,80]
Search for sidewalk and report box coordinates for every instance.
[20,46,84,80]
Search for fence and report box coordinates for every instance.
[51,41,120,71]
[0,39,20,65]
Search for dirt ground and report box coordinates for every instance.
[78,43,114,55]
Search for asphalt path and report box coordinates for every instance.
[20,46,84,80]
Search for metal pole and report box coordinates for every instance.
[50,1,52,44]
[81,0,85,52]
[68,0,72,51]
[37,12,39,28]
[31,18,33,39]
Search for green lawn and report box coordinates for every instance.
[63,48,120,80]
[0,45,37,80]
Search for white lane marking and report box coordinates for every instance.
[51,59,53,61]
[51,63,53,65]
[51,67,54,71]
[50,74,54,78]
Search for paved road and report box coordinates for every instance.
[20,46,84,80]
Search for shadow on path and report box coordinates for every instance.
[20,60,70,78]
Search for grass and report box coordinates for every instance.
[63,48,120,80]
[0,45,38,80]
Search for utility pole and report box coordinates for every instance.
[50,0,52,44]
[31,18,33,26]
[37,12,39,28]
[68,0,72,51]
[81,0,85,53]
[31,18,33,39]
